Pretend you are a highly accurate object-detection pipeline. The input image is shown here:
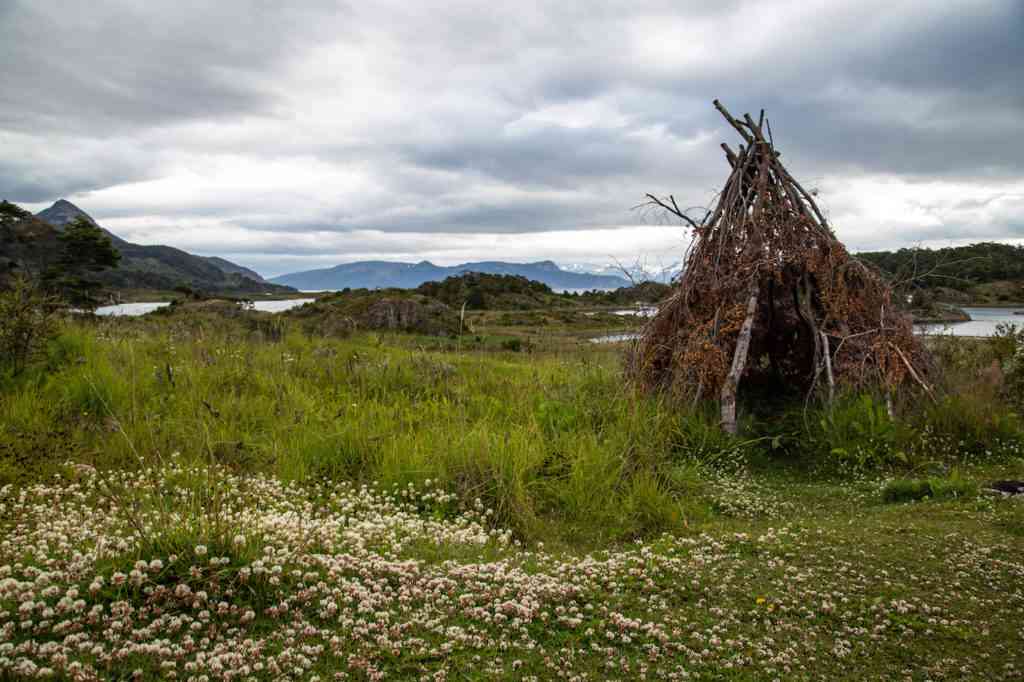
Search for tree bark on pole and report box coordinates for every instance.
[821,331,835,404]
[721,279,759,434]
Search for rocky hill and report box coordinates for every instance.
[24,200,292,297]
[284,289,463,337]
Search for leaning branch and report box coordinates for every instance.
[643,193,706,230]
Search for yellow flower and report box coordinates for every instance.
[756,596,766,605]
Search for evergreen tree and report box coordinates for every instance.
[46,216,121,309]
[0,200,31,227]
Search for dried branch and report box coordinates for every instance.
[642,193,708,230]
[629,99,933,428]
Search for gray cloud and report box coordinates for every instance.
[1,0,1022,274]
[0,2,348,134]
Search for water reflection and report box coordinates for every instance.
[94,302,171,316]
[249,298,314,313]
[590,307,1024,344]
[916,307,1024,337]
[95,298,315,316]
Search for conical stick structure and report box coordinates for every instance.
[628,101,932,433]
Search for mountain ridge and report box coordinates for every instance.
[26,200,291,296]
[270,259,630,291]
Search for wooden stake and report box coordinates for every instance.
[890,342,936,402]
[820,332,834,404]
[721,279,759,434]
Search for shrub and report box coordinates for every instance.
[667,405,755,469]
[999,324,1024,409]
[1008,350,1024,410]
[814,394,909,469]
[915,394,1022,459]
[989,322,1023,366]
[0,275,61,375]
[501,338,525,352]
[882,476,977,503]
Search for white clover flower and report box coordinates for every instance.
[194,545,207,557]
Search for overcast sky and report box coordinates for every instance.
[2,0,1022,277]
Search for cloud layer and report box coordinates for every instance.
[2,0,1022,276]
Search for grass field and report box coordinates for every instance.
[1,310,1023,680]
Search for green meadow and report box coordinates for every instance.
[1,306,1023,680]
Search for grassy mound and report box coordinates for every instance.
[286,290,463,336]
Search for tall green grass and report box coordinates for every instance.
[0,320,721,541]
[2,315,1022,542]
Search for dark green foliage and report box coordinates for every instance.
[809,395,909,469]
[500,338,533,352]
[1,201,63,285]
[44,216,121,308]
[0,200,31,227]
[0,275,61,376]
[417,273,556,310]
[859,242,1024,296]
[571,281,672,305]
[286,289,463,336]
[882,476,977,503]
[415,273,670,311]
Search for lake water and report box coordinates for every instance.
[590,306,1024,344]
[95,298,315,317]
[94,302,172,316]
[613,307,657,317]
[249,298,315,313]
[590,332,641,344]
[916,307,1024,337]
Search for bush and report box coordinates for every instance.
[0,275,61,375]
[996,323,1024,409]
[814,394,909,469]
[882,476,977,503]
[989,322,1023,365]
[667,404,756,469]
[501,338,533,353]
[914,395,1021,460]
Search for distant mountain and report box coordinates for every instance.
[270,259,630,291]
[27,200,292,296]
[563,262,680,284]
[201,256,265,282]
[36,199,127,245]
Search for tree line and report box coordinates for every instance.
[858,242,1024,291]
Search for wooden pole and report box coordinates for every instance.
[721,279,759,434]
[820,331,834,404]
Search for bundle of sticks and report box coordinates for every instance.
[629,101,933,432]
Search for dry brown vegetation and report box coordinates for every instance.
[631,101,931,432]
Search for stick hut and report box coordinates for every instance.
[629,101,932,433]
